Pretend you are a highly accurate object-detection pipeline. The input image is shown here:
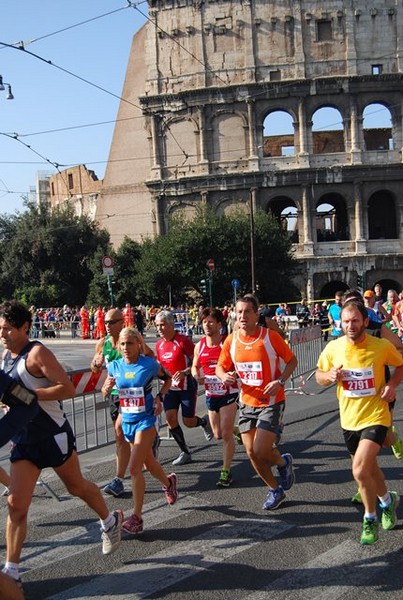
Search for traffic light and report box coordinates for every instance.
[200,278,208,294]
[357,275,363,288]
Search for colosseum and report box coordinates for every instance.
[95,0,403,300]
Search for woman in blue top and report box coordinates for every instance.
[102,327,177,535]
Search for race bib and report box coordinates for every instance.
[236,361,263,386]
[119,387,146,413]
[341,367,376,398]
[204,375,227,397]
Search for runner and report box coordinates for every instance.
[216,295,298,510]
[0,300,123,594]
[316,299,403,544]
[191,308,238,487]
[102,327,177,535]
[155,310,212,466]
[91,308,154,497]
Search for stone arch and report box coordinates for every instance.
[210,110,248,163]
[161,116,200,177]
[311,105,345,154]
[368,190,397,239]
[315,192,349,241]
[373,278,401,295]
[362,103,393,151]
[262,110,295,157]
[265,195,300,243]
[319,280,349,299]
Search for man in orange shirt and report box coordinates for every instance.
[216,295,297,510]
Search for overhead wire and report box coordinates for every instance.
[0,3,400,201]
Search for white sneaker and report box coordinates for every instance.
[172,451,192,466]
[101,509,123,555]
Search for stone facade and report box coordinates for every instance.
[97,0,403,299]
[49,165,101,220]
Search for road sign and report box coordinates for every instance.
[102,256,114,268]
[207,258,215,271]
[102,256,114,276]
[231,278,240,290]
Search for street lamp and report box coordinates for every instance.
[0,75,14,100]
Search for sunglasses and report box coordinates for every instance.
[105,319,123,325]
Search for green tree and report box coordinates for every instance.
[134,206,299,305]
[0,202,109,306]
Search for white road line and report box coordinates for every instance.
[242,538,401,600]
[46,517,294,600]
[18,494,207,574]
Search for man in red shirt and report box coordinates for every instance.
[216,295,297,510]
[155,310,212,465]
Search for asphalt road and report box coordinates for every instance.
[1,333,403,600]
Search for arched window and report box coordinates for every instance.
[368,191,397,239]
[266,196,299,242]
[312,106,344,154]
[315,194,349,241]
[363,104,393,151]
[263,111,294,157]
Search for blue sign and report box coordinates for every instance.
[231,278,240,290]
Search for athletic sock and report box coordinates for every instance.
[364,512,377,521]
[2,562,20,581]
[170,425,190,454]
[100,512,116,531]
[378,492,392,507]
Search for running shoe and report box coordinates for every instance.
[277,453,295,491]
[163,473,178,505]
[381,491,400,530]
[391,427,403,460]
[360,518,379,545]
[172,451,192,466]
[216,469,233,487]
[101,509,123,554]
[262,487,286,510]
[103,477,124,498]
[121,513,144,535]
[200,415,214,441]
[351,489,363,504]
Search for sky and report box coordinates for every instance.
[0,2,392,216]
[0,1,147,214]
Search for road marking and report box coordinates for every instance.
[242,538,402,600]
[19,495,208,573]
[46,517,293,599]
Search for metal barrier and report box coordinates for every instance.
[65,368,171,455]
[288,325,323,389]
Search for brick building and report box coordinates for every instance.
[49,165,101,220]
[96,0,403,299]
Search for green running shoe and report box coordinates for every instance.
[381,491,400,530]
[360,518,379,545]
[391,427,403,460]
[351,489,363,504]
[216,469,233,487]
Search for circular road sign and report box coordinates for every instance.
[102,256,114,268]
[231,278,241,290]
[207,258,215,271]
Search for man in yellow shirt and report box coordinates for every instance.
[316,299,403,545]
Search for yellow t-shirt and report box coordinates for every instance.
[317,334,403,430]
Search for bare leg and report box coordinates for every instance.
[55,451,109,520]
[242,428,284,488]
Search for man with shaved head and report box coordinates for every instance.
[91,308,153,497]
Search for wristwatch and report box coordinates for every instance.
[277,377,285,387]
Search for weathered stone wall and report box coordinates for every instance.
[97,0,403,297]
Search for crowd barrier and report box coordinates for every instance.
[288,324,323,389]
[65,326,323,454]
[65,368,171,455]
